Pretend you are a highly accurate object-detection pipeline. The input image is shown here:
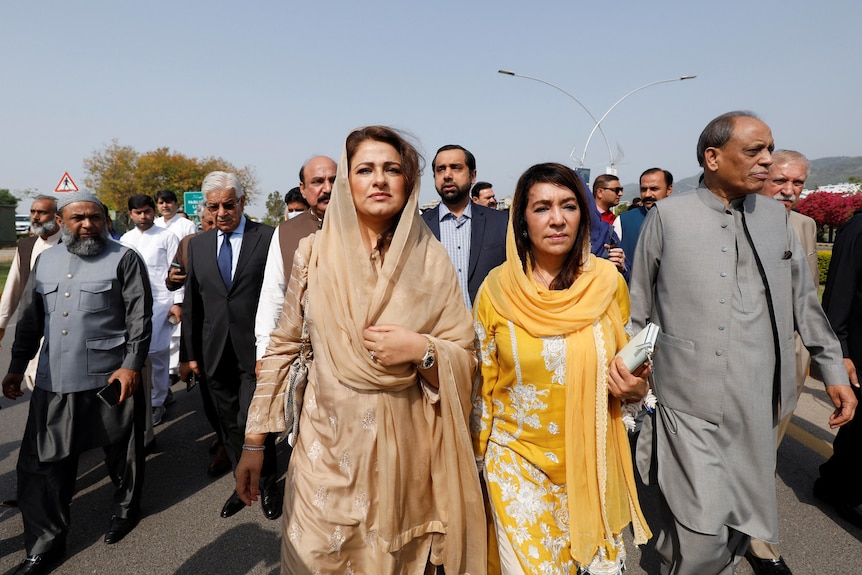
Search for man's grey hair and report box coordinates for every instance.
[201,171,245,199]
[696,110,760,167]
[770,149,811,178]
[34,195,58,206]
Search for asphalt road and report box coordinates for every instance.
[1,334,860,574]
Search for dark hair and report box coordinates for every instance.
[432,144,476,173]
[471,181,493,199]
[128,194,155,211]
[631,197,643,207]
[345,126,423,252]
[284,186,308,206]
[592,174,620,197]
[696,110,759,167]
[155,189,178,203]
[512,163,591,290]
[640,168,673,187]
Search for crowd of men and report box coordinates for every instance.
[1,111,860,575]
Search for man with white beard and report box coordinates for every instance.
[0,196,62,385]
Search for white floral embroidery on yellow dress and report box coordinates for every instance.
[477,309,628,574]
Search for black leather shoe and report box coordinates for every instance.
[207,445,231,478]
[745,554,792,575]
[261,480,284,520]
[221,491,246,518]
[814,477,862,529]
[104,514,139,544]
[13,548,64,575]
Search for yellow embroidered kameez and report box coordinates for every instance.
[473,249,649,575]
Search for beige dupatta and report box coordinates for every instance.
[268,147,485,574]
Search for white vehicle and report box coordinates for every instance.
[15,213,30,236]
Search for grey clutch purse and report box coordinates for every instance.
[615,322,659,372]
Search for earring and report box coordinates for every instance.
[521,230,528,238]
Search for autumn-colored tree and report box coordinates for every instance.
[262,190,285,227]
[83,139,260,211]
[82,141,139,211]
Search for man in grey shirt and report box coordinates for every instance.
[3,191,153,574]
[629,111,856,575]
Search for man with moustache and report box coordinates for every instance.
[613,168,673,264]
[471,181,498,209]
[181,172,279,520]
[630,111,856,574]
[121,194,181,429]
[3,191,152,574]
[744,150,818,574]
[255,156,335,363]
[421,144,508,309]
[0,196,61,373]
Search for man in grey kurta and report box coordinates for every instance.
[629,111,856,575]
[2,192,152,575]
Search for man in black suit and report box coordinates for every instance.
[180,171,280,520]
[421,145,508,308]
[815,206,862,529]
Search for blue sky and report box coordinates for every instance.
[3,1,860,216]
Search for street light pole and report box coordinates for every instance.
[581,75,697,173]
[497,69,614,172]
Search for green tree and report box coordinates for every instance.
[0,189,20,208]
[262,190,285,227]
[83,139,260,211]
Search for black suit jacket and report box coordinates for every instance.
[422,202,508,303]
[182,219,274,377]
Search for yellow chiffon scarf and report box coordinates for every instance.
[482,225,650,566]
[306,148,486,574]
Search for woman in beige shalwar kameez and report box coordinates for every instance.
[236,126,486,575]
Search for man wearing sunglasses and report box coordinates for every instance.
[592,174,624,224]
[180,172,280,522]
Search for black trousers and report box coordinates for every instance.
[820,381,862,496]
[17,384,145,556]
[207,339,276,484]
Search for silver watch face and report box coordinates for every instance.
[420,352,435,369]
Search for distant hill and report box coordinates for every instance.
[622,156,862,201]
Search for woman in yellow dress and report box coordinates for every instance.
[236,126,486,574]
[473,162,651,575]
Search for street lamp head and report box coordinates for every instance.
[498,69,515,76]
[680,75,697,80]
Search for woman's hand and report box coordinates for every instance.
[607,356,650,401]
[236,436,266,506]
[362,325,426,367]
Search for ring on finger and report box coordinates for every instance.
[370,350,376,361]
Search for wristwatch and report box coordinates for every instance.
[417,337,436,370]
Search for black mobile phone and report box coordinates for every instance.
[170,262,184,270]
[97,380,121,407]
[186,372,198,392]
